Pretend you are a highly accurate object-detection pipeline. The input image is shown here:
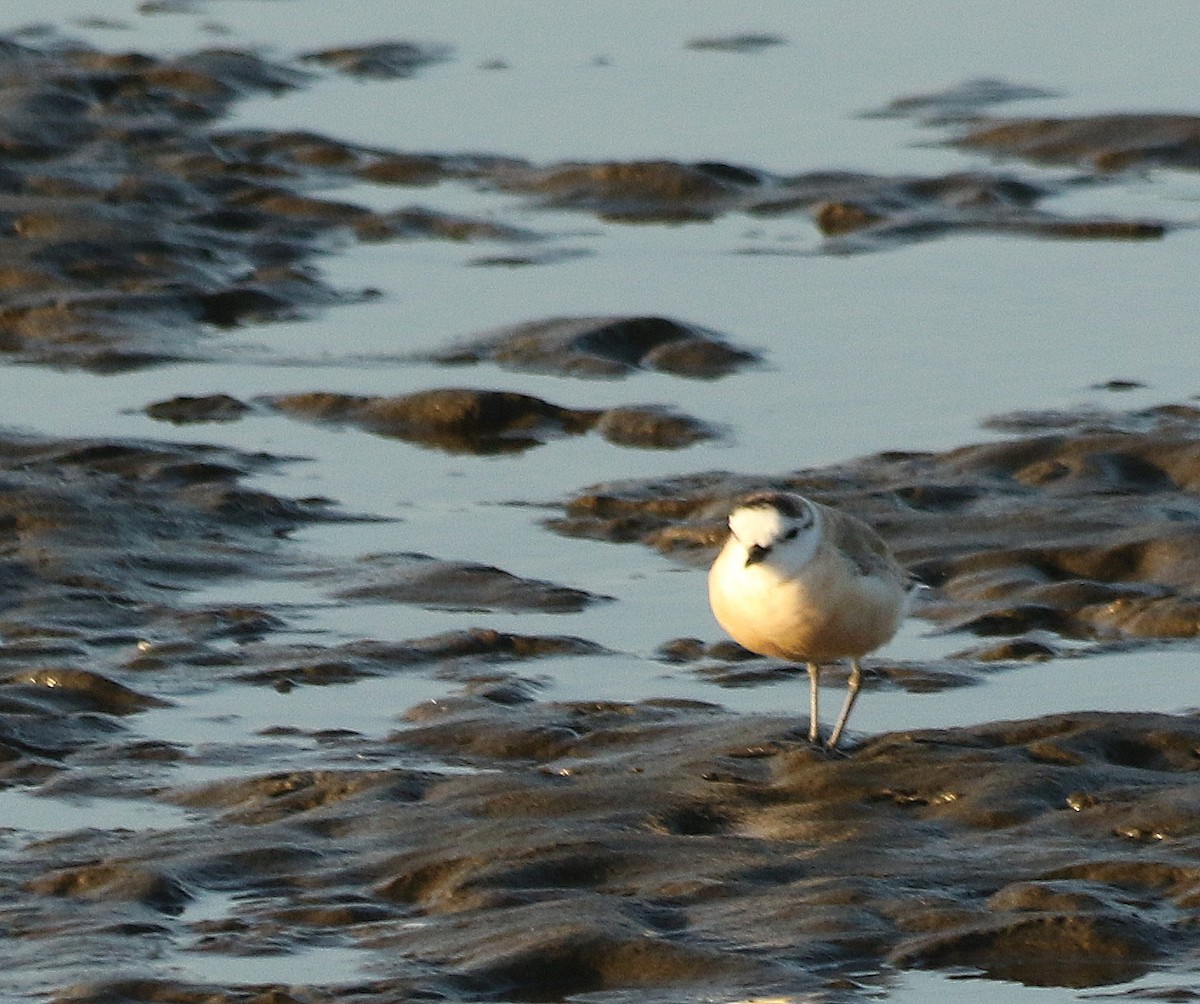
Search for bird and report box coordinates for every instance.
[707,491,910,749]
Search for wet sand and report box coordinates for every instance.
[2,23,1200,1004]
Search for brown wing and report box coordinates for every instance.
[819,504,903,583]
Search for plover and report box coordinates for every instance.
[708,491,910,749]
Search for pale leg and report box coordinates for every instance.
[806,662,821,744]
[826,659,863,750]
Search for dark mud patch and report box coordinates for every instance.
[300,40,451,80]
[189,106,1166,255]
[874,84,1200,176]
[4,667,169,715]
[0,672,133,785]
[0,431,334,635]
[360,704,1200,992]
[685,33,788,54]
[144,394,252,424]
[956,113,1200,172]
[262,388,718,453]
[11,701,1200,1000]
[431,314,761,379]
[179,628,607,689]
[551,401,1200,651]
[0,43,1174,378]
[0,35,524,371]
[865,77,1061,123]
[0,429,338,781]
[3,36,1199,1003]
[801,173,1165,248]
[329,551,612,614]
[7,405,1200,1000]
[486,156,1167,245]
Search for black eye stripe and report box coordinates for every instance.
[783,527,799,540]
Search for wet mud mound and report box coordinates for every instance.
[957,113,1200,172]
[660,635,989,694]
[0,39,323,370]
[329,551,612,614]
[143,393,253,425]
[873,82,1200,174]
[486,156,1167,245]
[432,314,761,380]
[225,627,607,690]
[865,78,1062,124]
[300,40,450,80]
[0,432,331,635]
[14,701,1200,1002]
[144,389,718,452]
[15,401,1198,997]
[261,388,717,453]
[686,32,788,54]
[0,430,336,782]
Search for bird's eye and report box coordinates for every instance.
[783,527,799,540]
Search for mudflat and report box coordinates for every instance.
[2,25,1200,1004]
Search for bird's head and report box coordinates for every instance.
[727,492,821,571]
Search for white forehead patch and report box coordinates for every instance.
[729,504,788,549]
[727,495,822,570]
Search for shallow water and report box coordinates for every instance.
[3,1,1200,1001]
[885,967,1200,1004]
[0,786,195,836]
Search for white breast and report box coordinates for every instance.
[708,532,905,663]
